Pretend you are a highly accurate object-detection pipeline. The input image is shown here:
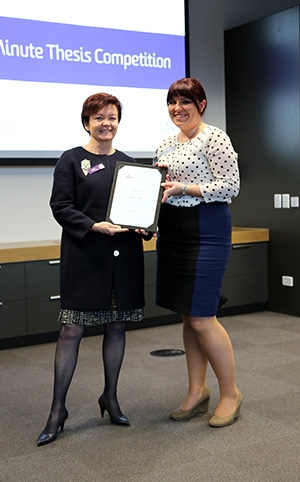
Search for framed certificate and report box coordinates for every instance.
[106,162,167,232]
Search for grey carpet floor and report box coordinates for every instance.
[1,310,300,482]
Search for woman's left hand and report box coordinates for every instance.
[161,181,183,203]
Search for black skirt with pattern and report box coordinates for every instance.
[58,288,143,325]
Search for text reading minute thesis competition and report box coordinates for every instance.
[0,39,172,71]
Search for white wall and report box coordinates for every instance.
[0,166,61,243]
[0,0,298,244]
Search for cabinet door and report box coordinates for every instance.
[26,297,60,335]
[25,260,61,334]
[0,300,27,338]
[222,243,268,308]
[0,263,26,339]
[226,243,267,277]
[25,260,60,298]
[0,263,26,301]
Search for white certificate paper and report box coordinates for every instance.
[106,162,166,232]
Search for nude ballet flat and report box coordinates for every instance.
[209,390,244,428]
[170,386,210,421]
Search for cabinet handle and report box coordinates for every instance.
[232,244,252,249]
[50,295,61,300]
[48,260,60,265]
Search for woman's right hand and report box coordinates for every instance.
[91,221,129,236]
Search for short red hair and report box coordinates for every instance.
[81,93,122,130]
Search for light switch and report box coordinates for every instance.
[274,194,282,208]
[282,194,290,208]
[291,196,299,208]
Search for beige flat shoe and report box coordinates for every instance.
[170,386,210,421]
[209,390,244,428]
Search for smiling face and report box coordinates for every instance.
[84,104,119,145]
[168,95,205,133]
[166,78,208,138]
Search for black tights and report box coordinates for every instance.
[102,322,126,417]
[43,321,126,433]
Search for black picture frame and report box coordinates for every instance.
[106,162,166,232]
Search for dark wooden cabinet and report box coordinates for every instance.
[0,239,268,346]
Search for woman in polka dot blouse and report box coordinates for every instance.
[154,78,243,428]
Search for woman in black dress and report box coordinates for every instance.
[37,93,151,446]
[155,78,243,428]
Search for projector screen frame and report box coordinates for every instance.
[0,0,190,166]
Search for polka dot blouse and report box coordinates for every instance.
[155,124,240,206]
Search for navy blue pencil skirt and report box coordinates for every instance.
[156,202,232,317]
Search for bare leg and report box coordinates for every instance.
[179,315,208,410]
[188,315,239,417]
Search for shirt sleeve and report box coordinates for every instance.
[200,128,240,203]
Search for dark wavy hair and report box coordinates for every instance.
[167,78,207,115]
[81,93,122,131]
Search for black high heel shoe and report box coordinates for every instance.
[37,408,69,446]
[98,395,130,426]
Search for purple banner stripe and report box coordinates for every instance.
[0,16,186,88]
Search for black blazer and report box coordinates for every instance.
[50,147,146,311]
